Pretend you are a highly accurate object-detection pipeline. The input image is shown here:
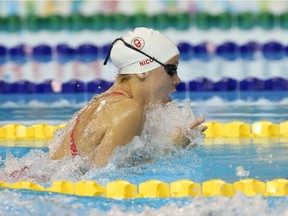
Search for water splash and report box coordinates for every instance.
[0,100,204,185]
[0,150,90,184]
[236,166,250,177]
[0,189,287,216]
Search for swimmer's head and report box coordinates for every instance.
[105,27,179,75]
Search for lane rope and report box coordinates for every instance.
[1,178,287,198]
[0,120,287,140]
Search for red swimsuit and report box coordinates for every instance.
[70,91,125,156]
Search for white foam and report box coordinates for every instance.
[139,195,284,216]
[0,97,286,214]
[0,100,204,184]
[0,149,93,184]
[0,189,287,216]
[236,166,250,177]
[86,193,288,216]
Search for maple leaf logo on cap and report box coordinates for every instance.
[131,37,145,50]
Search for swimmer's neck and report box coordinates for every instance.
[112,80,169,107]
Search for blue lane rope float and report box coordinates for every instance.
[1,77,288,94]
[0,41,288,64]
[0,178,287,198]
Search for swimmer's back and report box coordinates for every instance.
[50,92,143,161]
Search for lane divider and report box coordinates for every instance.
[2,41,288,64]
[0,123,66,140]
[1,77,288,94]
[0,121,288,140]
[0,178,287,198]
[1,12,288,33]
[204,120,288,138]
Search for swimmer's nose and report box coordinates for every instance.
[173,74,181,86]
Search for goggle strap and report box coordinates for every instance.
[103,38,121,65]
[103,38,166,68]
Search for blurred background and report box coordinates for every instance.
[0,0,288,94]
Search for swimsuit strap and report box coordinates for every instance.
[69,91,127,156]
[108,91,126,95]
[70,129,78,156]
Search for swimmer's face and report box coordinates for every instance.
[149,55,181,102]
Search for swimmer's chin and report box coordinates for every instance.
[148,96,172,106]
[159,97,171,104]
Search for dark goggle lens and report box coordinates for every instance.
[164,64,177,76]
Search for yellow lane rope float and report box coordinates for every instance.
[0,121,287,140]
[1,178,287,198]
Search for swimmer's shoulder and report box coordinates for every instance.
[91,92,143,120]
[108,98,143,122]
[114,97,142,114]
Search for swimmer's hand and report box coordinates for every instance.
[171,117,207,148]
[189,117,207,135]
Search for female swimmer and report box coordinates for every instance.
[49,27,207,167]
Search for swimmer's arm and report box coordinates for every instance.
[170,117,207,147]
[91,106,143,168]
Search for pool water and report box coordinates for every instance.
[0,140,287,184]
[0,92,287,215]
[1,92,288,125]
[0,189,286,216]
[0,142,287,215]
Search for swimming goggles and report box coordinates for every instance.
[103,38,178,77]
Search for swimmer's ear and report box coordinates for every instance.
[136,72,149,81]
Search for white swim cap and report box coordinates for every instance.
[110,27,179,74]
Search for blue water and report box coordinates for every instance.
[0,140,287,184]
[0,92,287,215]
[1,92,288,125]
[0,142,287,215]
[0,188,287,216]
